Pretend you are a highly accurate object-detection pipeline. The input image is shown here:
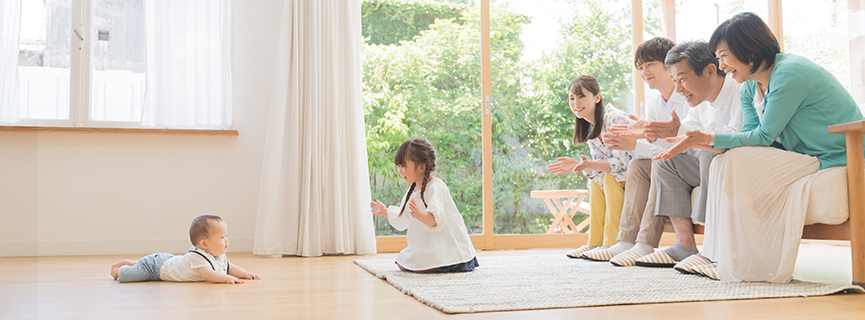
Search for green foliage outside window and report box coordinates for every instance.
[363,0,660,236]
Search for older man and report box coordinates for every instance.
[633,40,742,268]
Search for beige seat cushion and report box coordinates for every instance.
[805,166,849,225]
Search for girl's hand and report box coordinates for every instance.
[370,200,387,217]
[652,130,710,161]
[547,157,578,175]
[408,199,437,227]
[572,155,590,173]
[603,133,637,151]
[244,272,261,280]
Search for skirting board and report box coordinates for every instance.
[0,238,254,257]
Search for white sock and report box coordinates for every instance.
[598,246,609,250]
[608,241,635,255]
[630,242,655,256]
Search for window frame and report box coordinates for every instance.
[375,0,799,252]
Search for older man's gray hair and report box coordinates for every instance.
[664,40,726,77]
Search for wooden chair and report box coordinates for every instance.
[530,190,591,234]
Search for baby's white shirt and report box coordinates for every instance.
[159,246,229,282]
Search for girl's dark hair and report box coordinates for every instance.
[709,12,780,74]
[394,138,436,216]
[568,75,604,145]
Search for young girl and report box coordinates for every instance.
[370,138,479,273]
[547,75,634,260]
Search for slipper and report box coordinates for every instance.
[692,263,720,281]
[634,250,678,268]
[566,245,595,259]
[609,250,642,267]
[674,254,713,274]
[580,248,615,261]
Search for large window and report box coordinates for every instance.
[675,0,768,42]
[783,0,849,90]
[2,0,231,129]
[490,0,643,234]
[364,0,862,250]
[363,0,483,236]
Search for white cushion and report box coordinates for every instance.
[805,166,849,225]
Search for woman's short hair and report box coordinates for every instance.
[664,40,725,77]
[634,37,676,68]
[709,12,780,74]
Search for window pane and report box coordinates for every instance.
[676,0,768,42]
[492,0,636,234]
[90,0,145,122]
[362,1,482,236]
[783,0,849,90]
[18,0,70,120]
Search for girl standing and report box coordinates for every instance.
[548,75,634,260]
[371,138,479,272]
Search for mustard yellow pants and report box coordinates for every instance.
[588,174,626,247]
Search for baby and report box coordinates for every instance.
[110,215,260,284]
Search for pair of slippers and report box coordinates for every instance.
[566,246,679,267]
[566,246,658,268]
[674,254,720,280]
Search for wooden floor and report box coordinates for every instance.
[1,242,863,320]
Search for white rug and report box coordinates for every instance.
[354,254,863,314]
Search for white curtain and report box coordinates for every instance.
[253,0,376,257]
[0,0,20,123]
[141,0,232,128]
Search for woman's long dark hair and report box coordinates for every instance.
[569,75,604,145]
[394,138,436,216]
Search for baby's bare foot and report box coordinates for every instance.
[111,259,136,269]
[111,267,121,280]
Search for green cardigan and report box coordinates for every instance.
[714,53,864,169]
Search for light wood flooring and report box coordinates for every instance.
[1,242,863,320]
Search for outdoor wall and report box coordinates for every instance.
[0,0,282,257]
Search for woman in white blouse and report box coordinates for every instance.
[548,75,635,259]
[371,138,478,272]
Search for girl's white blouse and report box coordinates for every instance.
[386,176,477,270]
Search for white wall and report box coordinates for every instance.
[0,0,283,257]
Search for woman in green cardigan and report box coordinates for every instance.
[654,12,864,283]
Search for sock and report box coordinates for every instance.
[663,244,699,261]
[598,246,609,250]
[584,244,598,249]
[630,242,654,256]
[608,241,634,255]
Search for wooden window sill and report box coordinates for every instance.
[0,126,238,136]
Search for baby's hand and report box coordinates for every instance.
[225,276,245,284]
[244,272,261,280]
[370,200,387,217]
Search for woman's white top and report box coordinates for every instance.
[386,176,477,270]
[159,246,229,282]
[585,105,635,189]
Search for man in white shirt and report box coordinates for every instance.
[634,40,742,267]
[576,38,693,265]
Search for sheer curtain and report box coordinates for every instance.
[253,0,376,256]
[0,0,20,123]
[141,0,231,128]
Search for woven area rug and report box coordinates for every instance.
[354,254,863,314]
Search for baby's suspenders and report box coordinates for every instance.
[188,250,230,275]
